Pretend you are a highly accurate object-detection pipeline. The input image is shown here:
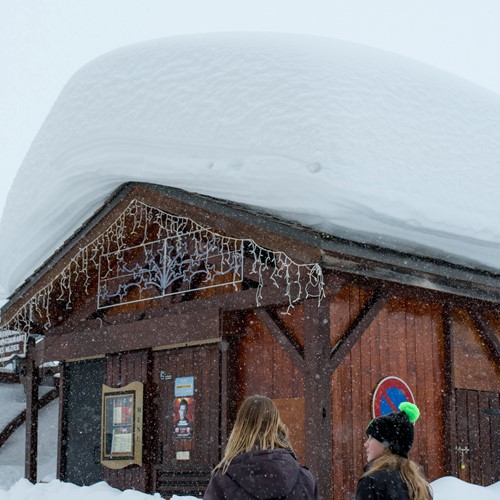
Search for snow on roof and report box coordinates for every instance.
[1,32,500,299]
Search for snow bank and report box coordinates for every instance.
[0,479,164,500]
[431,476,500,500]
[1,32,500,299]
[0,476,498,500]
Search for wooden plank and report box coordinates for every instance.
[331,369,344,500]
[467,390,481,485]
[274,397,305,462]
[468,309,500,367]
[41,308,220,362]
[254,308,305,372]
[405,299,417,413]
[491,392,500,483]
[478,391,492,485]
[455,389,470,482]
[330,290,388,373]
[432,303,446,479]
[442,303,458,475]
[422,304,435,479]
[349,287,362,495]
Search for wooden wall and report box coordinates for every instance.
[237,308,306,461]
[330,285,446,498]
[237,284,448,499]
[452,308,500,392]
[455,389,500,485]
[104,350,152,493]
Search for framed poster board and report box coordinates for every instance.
[101,381,143,469]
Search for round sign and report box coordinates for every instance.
[372,376,415,418]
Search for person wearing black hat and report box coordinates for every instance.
[356,402,432,500]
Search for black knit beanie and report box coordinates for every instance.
[366,402,420,458]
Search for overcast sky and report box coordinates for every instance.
[1,0,500,220]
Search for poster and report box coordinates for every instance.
[173,396,194,440]
[107,394,134,455]
[101,381,143,469]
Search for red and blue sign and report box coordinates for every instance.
[372,376,415,418]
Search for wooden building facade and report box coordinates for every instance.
[1,182,499,499]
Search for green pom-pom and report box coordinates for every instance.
[399,402,420,423]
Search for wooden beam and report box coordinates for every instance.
[46,283,293,342]
[254,308,305,372]
[322,271,347,299]
[20,337,40,483]
[303,299,332,500]
[56,363,66,481]
[442,302,458,475]
[220,312,242,455]
[330,289,388,373]
[40,308,220,363]
[468,309,500,367]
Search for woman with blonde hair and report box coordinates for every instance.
[356,402,432,500]
[204,394,320,499]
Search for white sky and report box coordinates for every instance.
[1,0,500,220]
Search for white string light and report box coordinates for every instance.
[1,199,324,334]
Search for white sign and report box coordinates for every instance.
[175,376,195,397]
[0,330,26,362]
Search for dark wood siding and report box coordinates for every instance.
[455,389,500,485]
[453,308,500,392]
[237,309,306,461]
[152,344,221,498]
[330,287,446,498]
[104,350,151,492]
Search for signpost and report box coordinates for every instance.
[372,376,415,418]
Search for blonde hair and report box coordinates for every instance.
[213,395,293,474]
[364,451,432,500]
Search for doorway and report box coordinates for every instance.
[153,343,222,497]
[60,358,105,485]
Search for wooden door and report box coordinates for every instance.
[60,359,105,485]
[152,343,221,497]
[455,389,500,485]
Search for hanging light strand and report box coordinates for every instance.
[1,199,324,334]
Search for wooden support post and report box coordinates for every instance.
[220,311,243,454]
[442,303,458,476]
[20,336,40,483]
[303,299,332,500]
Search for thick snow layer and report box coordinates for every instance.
[431,476,500,500]
[0,477,498,500]
[1,32,500,298]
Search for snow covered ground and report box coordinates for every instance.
[1,477,498,500]
[0,382,497,499]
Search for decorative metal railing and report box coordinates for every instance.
[0,199,324,334]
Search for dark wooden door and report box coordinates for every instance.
[61,359,105,485]
[455,389,500,485]
[153,344,221,497]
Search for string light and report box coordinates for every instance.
[1,199,324,335]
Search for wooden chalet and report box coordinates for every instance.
[1,181,499,499]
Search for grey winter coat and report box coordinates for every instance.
[204,448,320,499]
